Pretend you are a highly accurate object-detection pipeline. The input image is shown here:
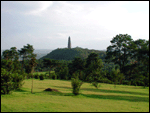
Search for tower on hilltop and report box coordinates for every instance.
[68,36,71,49]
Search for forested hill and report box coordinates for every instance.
[40,47,106,61]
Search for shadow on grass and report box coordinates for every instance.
[81,88,149,96]
[40,90,74,96]
[41,89,149,103]
[52,86,149,102]
[53,85,149,96]
[53,86,72,89]
[80,93,149,102]
[14,88,29,93]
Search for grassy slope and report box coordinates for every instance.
[1,79,149,112]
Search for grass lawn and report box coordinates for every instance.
[1,79,149,112]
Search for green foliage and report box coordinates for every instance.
[71,77,83,95]
[68,57,85,76]
[105,34,149,87]
[27,73,33,79]
[84,53,103,82]
[55,64,69,80]
[1,68,14,94]
[1,59,14,72]
[39,74,45,80]
[1,68,25,94]
[40,47,106,61]
[34,73,39,79]
[110,68,124,87]
[105,34,133,73]
[92,82,100,89]
[50,72,57,80]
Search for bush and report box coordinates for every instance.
[92,82,100,89]
[71,77,83,95]
[39,74,44,80]
[1,68,25,94]
[34,73,39,79]
[100,78,112,84]
[26,73,33,79]
[44,72,49,79]
[55,66,69,80]
[51,73,57,80]
[12,73,25,90]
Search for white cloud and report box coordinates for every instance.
[25,1,53,16]
[1,1,149,50]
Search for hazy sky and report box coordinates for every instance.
[1,1,149,50]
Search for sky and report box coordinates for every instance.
[1,1,149,51]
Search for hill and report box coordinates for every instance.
[40,47,106,61]
[34,49,52,59]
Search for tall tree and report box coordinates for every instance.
[29,54,37,93]
[18,44,35,72]
[43,58,57,76]
[105,34,133,74]
[85,53,103,82]
[69,57,85,74]
[2,50,10,60]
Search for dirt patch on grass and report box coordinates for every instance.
[44,88,60,92]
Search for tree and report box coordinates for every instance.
[1,47,21,73]
[110,67,124,88]
[18,44,35,73]
[85,53,103,82]
[68,57,85,79]
[71,77,83,95]
[43,58,57,76]
[105,34,133,74]
[2,50,10,60]
[29,54,37,93]
[55,63,69,80]
[126,39,149,86]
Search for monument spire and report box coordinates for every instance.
[68,36,71,49]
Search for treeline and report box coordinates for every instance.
[1,34,149,94]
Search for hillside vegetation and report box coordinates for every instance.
[40,47,106,61]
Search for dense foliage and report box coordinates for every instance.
[105,34,149,87]
[40,47,106,61]
[1,68,25,94]
[1,44,37,94]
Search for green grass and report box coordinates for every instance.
[1,79,149,112]
[33,71,55,75]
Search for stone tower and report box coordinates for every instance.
[68,36,71,49]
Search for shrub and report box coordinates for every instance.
[34,73,39,79]
[51,73,57,80]
[39,74,44,80]
[12,73,25,90]
[44,72,49,79]
[92,82,100,89]
[71,77,83,95]
[26,73,33,79]
[56,66,69,80]
[1,68,25,94]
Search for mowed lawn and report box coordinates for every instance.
[1,79,149,112]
